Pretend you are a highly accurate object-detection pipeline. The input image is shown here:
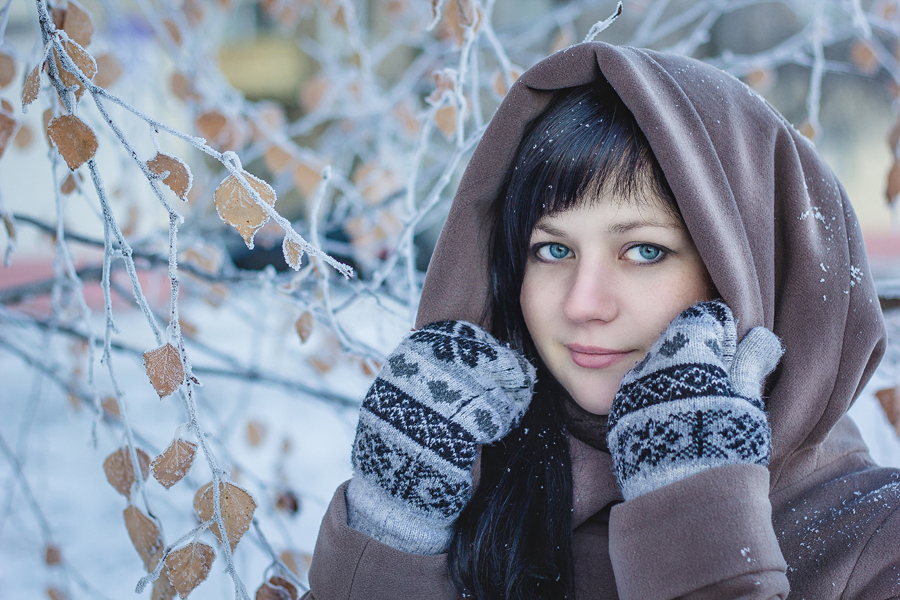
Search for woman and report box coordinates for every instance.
[302,43,895,599]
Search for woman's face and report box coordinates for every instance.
[520,196,715,415]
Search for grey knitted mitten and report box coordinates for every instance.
[607,301,783,501]
[346,320,535,554]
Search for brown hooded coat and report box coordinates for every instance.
[302,43,899,599]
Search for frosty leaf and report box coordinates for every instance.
[54,40,97,101]
[60,173,78,194]
[279,550,312,577]
[308,357,333,374]
[47,587,67,600]
[744,68,774,94]
[151,438,197,489]
[435,105,457,139]
[62,0,95,48]
[294,311,313,342]
[164,542,215,599]
[299,76,328,112]
[94,53,122,88]
[143,343,184,398]
[45,544,62,565]
[152,560,178,600]
[0,111,16,160]
[876,387,900,435]
[124,505,163,570]
[888,160,900,206]
[14,123,34,149]
[274,489,300,515]
[263,144,292,174]
[0,52,14,88]
[849,40,878,75]
[1,99,11,114]
[163,19,183,46]
[170,72,198,102]
[47,115,98,170]
[195,110,226,144]
[255,576,298,600]
[282,236,303,270]
[147,153,192,200]
[491,68,521,98]
[214,171,277,249]
[246,421,266,447]
[551,26,574,53]
[798,120,817,141]
[3,213,16,243]
[103,446,151,497]
[180,244,223,275]
[193,481,257,551]
[291,162,321,197]
[101,395,120,419]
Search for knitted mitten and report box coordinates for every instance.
[346,320,535,554]
[607,301,783,501]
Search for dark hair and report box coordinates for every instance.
[447,80,678,599]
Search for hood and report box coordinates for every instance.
[416,42,886,485]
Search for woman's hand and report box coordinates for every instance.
[607,301,783,500]
[346,320,535,554]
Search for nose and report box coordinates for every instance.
[562,258,619,324]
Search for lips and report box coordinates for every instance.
[566,344,634,369]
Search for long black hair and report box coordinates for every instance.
[447,80,679,599]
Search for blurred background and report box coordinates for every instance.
[1,1,900,598]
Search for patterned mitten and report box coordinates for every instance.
[346,320,536,554]
[607,301,783,501]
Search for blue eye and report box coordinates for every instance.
[625,244,665,263]
[536,243,571,261]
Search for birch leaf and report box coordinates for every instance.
[152,561,177,600]
[124,505,163,570]
[435,105,457,139]
[143,343,184,398]
[194,482,257,551]
[214,171,276,249]
[94,53,122,87]
[47,115,98,170]
[147,153,192,200]
[14,123,33,149]
[62,0,95,48]
[0,52,14,88]
[103,446,151,497]
[0,111,15,160]
[282,236,303,270]
[165,542,215,599]
[850,40,879,75]
[60,173,78,194]
[294,311,313,342]
[291,162,321,197]
[54,40,97,101]
[151,438,197,489]
[256,576,298,600]
[246,421,266,447]
[45,545,62,565]
[263,144,292,174]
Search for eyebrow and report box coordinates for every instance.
[533,218,681,237]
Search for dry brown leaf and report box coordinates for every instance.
[887,160,900,206]
[14,123,34,149]
[143,343,184,397]
[435,105,457,139]
[60,173,78,194]
[101,395,120,418]
[94,53,122,88]
[246,421,266,447]
[308,356,333,374]
[152,561,178,600]
[47,114,98,170]
[551,26,575,53]
[214,171,277,248]
[147,153,192,200]
[0,111,16,160]
[54,40,97,101]
[1,99,11,114]
[170,72,197,102]
[263,144,293,174]
[360,359,380,377]
[124,505,164,570]
[103,446,151,497]
[278,550,311,577]
[22,64,41,110]
[151,438,197,489]
[274,489,300,515]
[47,587,67,600]
[291,162,321,198]
[282,236,304,270]
[195,110,226,142]
[181,244,223,275]
[63,0,95,47]
[193,481,257,551]
[256,576,298,600]
[0,52,15,88]
[850,40,879,75]
[744,68,774,93]
[165,542,215,599]
[52,6,66,29]
[294,311,313,342]
[163,19,183,46]
[491,68,522,99]
[45,544,62,565]
[798,120,817,141]
[3,213,16,244]
[876,387,900,431]
[392,103,419,137]
[299,76,329,112]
